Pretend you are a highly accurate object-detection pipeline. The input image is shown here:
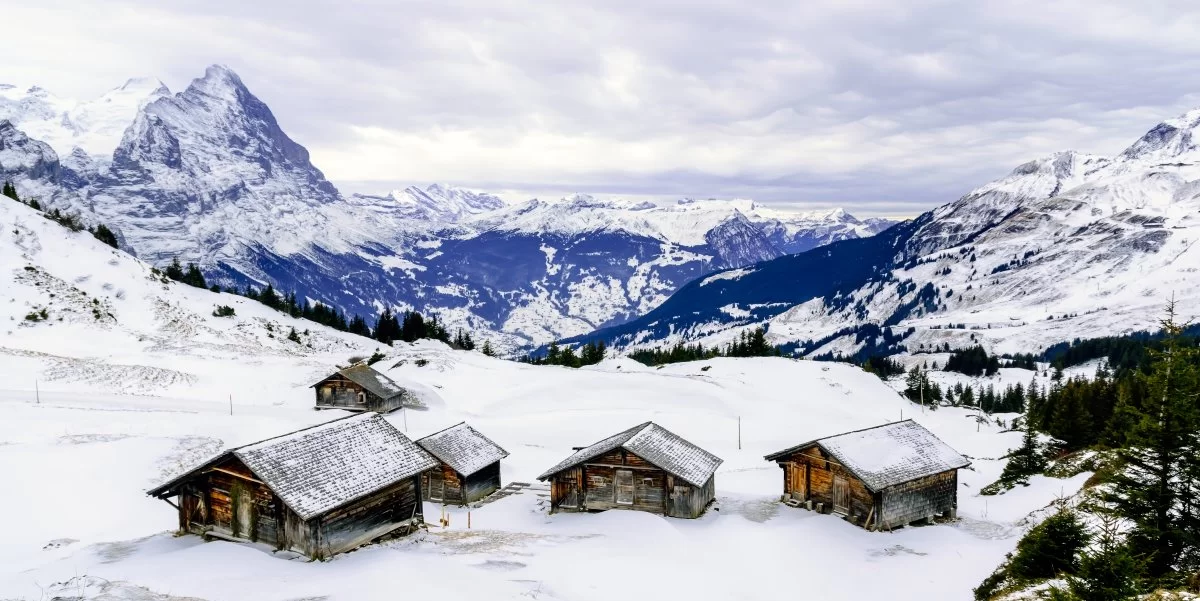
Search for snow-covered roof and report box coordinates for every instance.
[536,422,723,488]
[416,422,509,476]
[314,363,405,400]
[148,413,439,520]
[764,420,970,491]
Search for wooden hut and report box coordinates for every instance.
[146,413,439,559]
[416,422,509,505]
[537,422,722,519]
[311,363,414,413]
[764,420,970,531]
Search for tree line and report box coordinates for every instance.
[160,256,491,352]
[627,327,781,366]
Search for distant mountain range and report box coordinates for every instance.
[0,65,894,351]
[577,108,1200,356]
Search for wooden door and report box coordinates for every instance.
[832,476,850,515]
[557,468,582,509]
[614,469,635,505]
[429,473,445,502]
[788,463,808,500]
[232,484,256,540]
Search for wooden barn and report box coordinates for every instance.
[416,422,509,505]
[146,413,440,559]
[311,363,415,413]
[537,422,723,519]
[764,420,970,531]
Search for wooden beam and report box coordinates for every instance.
[163,498,180,511]
[207,467,266,485]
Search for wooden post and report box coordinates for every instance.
[229,394,233,416]
[468,511,471,529]
[35,380,39,404]
[737,416,741,450]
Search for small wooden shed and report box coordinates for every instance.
[537,422,723,519]
[416,422,509,505]
[764,420,970,531]
[311,363,414,413]
[146,413,439,559]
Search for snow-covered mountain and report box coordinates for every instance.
[0,65,893,351]
[581,107,1200,356]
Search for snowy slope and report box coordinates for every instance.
[586,106,1200,357]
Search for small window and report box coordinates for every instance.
[615,470,634,505]
[357,392,366,404]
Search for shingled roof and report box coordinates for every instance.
[416,422,509,476]
[148,413,439,520]
[313,363,407,400]
[536,422,723,487]
[764,420,970,492]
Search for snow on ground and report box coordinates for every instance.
[0,347,1087,601]
[0,199,1089,600]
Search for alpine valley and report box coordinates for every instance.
[583,109,1200,356]
[0,65,894,351]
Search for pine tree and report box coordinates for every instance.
[1066,515,1140,601]
[2,180,18,201]
[164,257,185,281]
[1107,301,1200,579]
[91,223,119,248]
[481,340,495,357]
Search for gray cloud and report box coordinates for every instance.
[6,0,1200,216]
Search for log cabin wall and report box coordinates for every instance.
[776,445,874,523]
[665,474,715,518]
[878,470,957,529]
[462,461,502,504]
[550,467,584,512]
[582,449,668,515]
[314,376,379,410]
[313,475,422,559]
[173,456,286,549]
[422,463,464,504]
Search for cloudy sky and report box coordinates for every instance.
[8,0,1200,216]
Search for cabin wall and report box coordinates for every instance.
[879,470,957,529]
[462,461,502,504]
[171,457,284,548]
[665,474,715,519]
[549,467,584,511]
[581,449,667,514]
[314,377,379,410]
[422,464,464,504]
[314,475,423,558]
[776,445,873,523]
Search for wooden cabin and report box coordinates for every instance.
[146,413,439,559]
[416,422,509,505]
[311,363,415,413]
[764,420,970,531]
[537,422,723,519]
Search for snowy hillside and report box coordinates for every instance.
[584,106,1200,357]
[0,66,893,350]
[0,198,1095,600]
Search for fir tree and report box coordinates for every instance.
[481,340,495,357]
[91,223,119,249]
[1066,515,1140,601]
[1,180,18,201]
[1107,301,1200,579]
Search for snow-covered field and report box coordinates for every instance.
[0,198,1088,600]
[0,350,1089,601]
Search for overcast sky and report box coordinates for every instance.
[7,0,1200,216]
